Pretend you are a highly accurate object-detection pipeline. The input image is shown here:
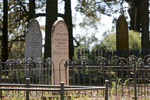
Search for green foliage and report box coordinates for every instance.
[75,0,128,33]
[75,0,129,51]
[129,30,141,49]
[74,33,98,61]
[76,0,123,18]
[9,41,25,59]
[74,33,98,49]
[0,0,46,59]
[92,30,141,50]
[79,17,100,30]
[93,33,116,50]
[76,0,99,18]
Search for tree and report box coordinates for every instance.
[28,0,35,22]
[0,0,29,60]
[92,30,141,50]
[93,33,116,50]
[140,0,149,50]
[0,0,47,59]
[75,0,127,49]
[126,0,149,50]
[125,0,140,31]
[44,0,58,59]
[76,0,149,51]
[2,0,8,62]
[129,30,141,49]
[0,0,74,60]
[75,0,124,27]
[64,0,74,60]
[44,0,75,59]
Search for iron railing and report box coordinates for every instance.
[1,54,150,99]
[0,78,108,100]
[77,49,150,63]
[0,57,54,84]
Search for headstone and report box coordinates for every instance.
[25,19,42,76]
[116,14,129,57]
[51,20,69,85]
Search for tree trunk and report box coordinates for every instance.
[127,0,135,30]
[128,0,141,31]
[140,0,149,50]
[44,0,57,59]
[127,0,150,52]
[134,0,141,32]
[2,0,8,62]
[64,0,74,60]
[28,0,35,22]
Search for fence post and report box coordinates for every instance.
[26,78,30,100]
[0,64,2,100]
[60,81,64,100]
[0,64,2,83]
[133,63,137,100]
[105,80,109,100]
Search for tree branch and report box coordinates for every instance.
[0,36,2,40]
[0,20,3,25]
[18,1,28,14]
[8,35,25,52]
[35,13,64,19]
[35,13,46,18]
[8,4,17,11]
[0,26,3,32]
[73,37,80,47]
[58,13,64,18]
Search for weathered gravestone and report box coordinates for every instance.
[25,19,42,77]
[116,14,129,57]
[51,20,69,85]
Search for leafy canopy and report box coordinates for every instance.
[92,30,141,50]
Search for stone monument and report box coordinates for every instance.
[51,20,69,85]
[25,19,42,77]
[116,14,129,57]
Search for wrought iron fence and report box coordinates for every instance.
[77,49,150,63]
[1,54,150,99]
[0,57,54,84]
[0,78,108,100]
[69,54,150,99]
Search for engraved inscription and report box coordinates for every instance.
[53,23,68,55]
[25,19,42,61]
[51,20,69,85]
[29,30,41,48]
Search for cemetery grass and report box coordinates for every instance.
[1,80,150,100]
[2,96,150,100]
[2,91,150,100]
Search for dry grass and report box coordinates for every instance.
[1,86,150,100]
[2,92,150,100]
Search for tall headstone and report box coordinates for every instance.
[51,20,69,85]
[116,14,129,57]
[25,19,42,76]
